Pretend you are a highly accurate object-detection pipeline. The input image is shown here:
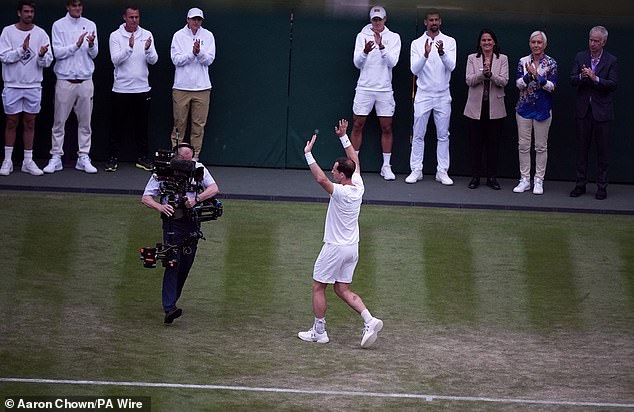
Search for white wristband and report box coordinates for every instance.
[339,134,351,149]
[305,152,316,165]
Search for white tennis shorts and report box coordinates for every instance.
[313,243,359,284]
[2,87,41,115]
[353,89,395,117]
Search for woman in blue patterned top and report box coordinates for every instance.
[512,31,557,195]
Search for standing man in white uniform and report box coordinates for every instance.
[406,8,456,185]
[170,7,215,160]
[298,119,383,348]
[43,0,98,174]
[105,5,158,172]
[351,5,401,181]
[0,0,53,176]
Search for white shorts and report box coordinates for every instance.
[353,89,395,117]
[313,243,359,284]
[2,87,42,115]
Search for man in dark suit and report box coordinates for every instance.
[569,26,618,200]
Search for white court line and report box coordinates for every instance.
[1,377,633,409]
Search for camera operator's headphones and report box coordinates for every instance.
[173,143,196,157]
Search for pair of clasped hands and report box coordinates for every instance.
[481,58,492,78]
[127,32,153,50]
[525,61,540,81]
[363,29,384,54]
[424,38,445,58]
[580,63,597,81]
[21,33,48,57]
[74,30,96,48]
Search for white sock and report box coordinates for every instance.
[23,149,33,162]
[382,153,391,167]
[314,317,326,334]
[361,309,373,323]
[4,146,13,161]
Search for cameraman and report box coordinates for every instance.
[141,143,219,324]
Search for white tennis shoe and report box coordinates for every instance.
[380,165,396,181]
[360,317,383,348]
[298,327,329,344]
[21,160,44,176]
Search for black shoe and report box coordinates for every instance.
[104,157,118,172]
[569,186,586,197]
[468,177,480,189]
[136,156,153,171]
[595,188,607,200]
[486,178,501,190]
[164,307,183,324]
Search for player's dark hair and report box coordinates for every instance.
[123,4,139,14]
[17,0,36,11]
[424,8,440,20]
[335,157,355,179]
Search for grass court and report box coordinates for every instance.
[0,191,632,410]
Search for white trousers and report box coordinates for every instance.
[50,79,94,157]
[410,92,452,173]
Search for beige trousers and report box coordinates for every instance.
[51,79,94,157]
[516,113,552,181]
[170,89,211,158]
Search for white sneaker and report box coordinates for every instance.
[21,160,44,176]
[361,317,383,348]
[533,178,544,195]
[298,327,329,344]
[75,156,97,174]
[43,157,63,173]
[0,159,13,176]
[513,178,531,193]
[405,170,423,184]
[435,171,454,185]
[380,165,395,181]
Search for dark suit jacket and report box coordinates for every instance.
[570,49,618,121]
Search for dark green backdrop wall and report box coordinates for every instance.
[1,1,632,182]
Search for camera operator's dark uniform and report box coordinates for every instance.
[143,164,217,315]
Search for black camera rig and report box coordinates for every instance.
[140,149,223,269]
[140,230,203,268]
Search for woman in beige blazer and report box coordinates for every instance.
[464,29,508,189]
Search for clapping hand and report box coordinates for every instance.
[363,39,375,54]
[38,44,49,57]
[483,58,492,78]
[76,31,87,48]
[424,38,432,58]
[86,31,95,48]
[436,39,444,56]
[22,33,30,51]
[373,30,383,49]
[525,61,538,79]
[580,64,595,81]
